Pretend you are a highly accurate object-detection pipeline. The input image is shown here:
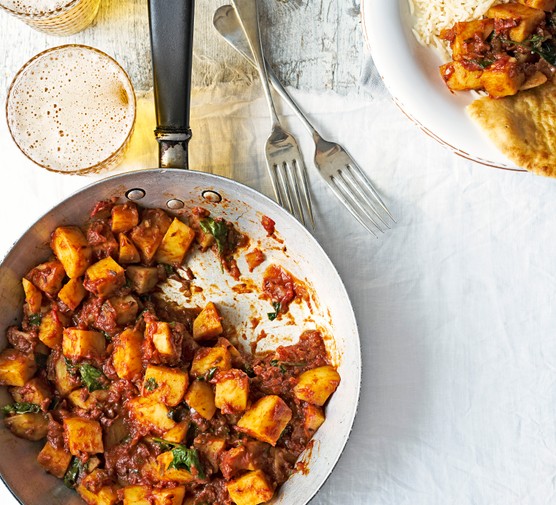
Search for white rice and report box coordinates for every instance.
[409,0,508,57]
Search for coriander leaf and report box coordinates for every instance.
[468,58,494,69]
[79,363,107,392]
[206,367,218,381]
[2,402,41,416]
[65,357,79,376]
[163,263,174,275]
[169,445,205,479]
[267,302,281,321]
[28,314,42,326]
[63,457,83,489]
[199,217,229,255]
[145,377,159,392]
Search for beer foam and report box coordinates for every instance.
[0,0,73,16]
[7,45,135,173]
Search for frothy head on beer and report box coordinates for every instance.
[1,0,73,16]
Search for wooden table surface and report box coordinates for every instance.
[0,0,368,100]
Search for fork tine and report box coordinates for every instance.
[284,162,306,226]
[347,160,395,222]
[276,163,299,221]
[267,163,283,207]
[293,158,315,229]
[328,176,379,237]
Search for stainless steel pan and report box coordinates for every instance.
[0,1,361,504]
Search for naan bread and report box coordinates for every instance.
[467,81,556,177]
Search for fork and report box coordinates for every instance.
[214,5,394,236]
[229,0,314,229]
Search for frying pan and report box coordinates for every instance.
[0,1,361,504]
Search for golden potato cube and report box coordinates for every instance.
[190,346,231,378]
[38,309,64,349]
[54,354,80,396]
[487,3,545,42]
[121,486,150,505]
[154,218,196,267]
[143,365,189,407]
[118,234,141,264]
[63,417,104,455]
[226,470,274,505]
[157,451,195,483]
[58,278,87,311]
[62,328,106,361]
[68,388,109,411]
[22,278,42,314]
[37,441,72,478]
[5,412,48,440]
[144,320,181,362]
[111,203,139,234]
[184,380,216,420]
[126,265,159,294]
[215,369,249,414]
[236,396,292,446]
[127,396,176,433]
[163,420,190,444]
[303,404,325,436]
[130,208,173,264]
[107,295,139,326]
[450,19,494,61]
[112,328,143,381]
[518,0,556,10]
[440,61,483,92]
[51,226,92,279]
[84,257,126,298]
[26,260,66,297]
[121,486,186,505]
[480,57,525,98]
[294,365,341,406]
[0,349,37,386]
[77,470,118,505]
[10,377,52,407]
[192,302,223,340]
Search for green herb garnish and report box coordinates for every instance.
[63,457,83,489]
[79,363,107,392]
[468,58,494,69]
[65,357,79,376]
[28,314,42,326]
[206,367,218,381]
[163,264,175,275]
[152,438,205,478]
[199,217,229,254]
[2,402,41,416]
[144,377,159,392]
[267,302,281,321]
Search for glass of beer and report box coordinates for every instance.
[6,44,136,175]
[0,0,101,36]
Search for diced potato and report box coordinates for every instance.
[163,420,189,444]
[153,218,196,267]
[184,380,216,420]
[84,257,126,298]
[237,396,292,446]
[226,470,274,505]
[51,226,92,279]
[130,208,173,264]
[68,388,108,411]
[126,265,159,294]
[195,435,226,469]
[37,441,72,478]
[62,328,106,361]
[107,295,139,326]
[64,417,104,455]
[303,404,325,436]
[480,57,525,98]
[440,61,483,92]
[53,354,80,396]
[450,19,494,61]
[220,446,257,479]
[145,321,180,361]
[22,278,42,314]
[142,365,189,407]
[293,365,341,406]
[487,3,545,42]
[111,203,140,234]
[5,412,48,441]
[157,451,195,483]
[126,396,176,433]
[121,485,186,505]
[245,248,265,272]
[215,369,249,414]
[118,234,141,264]
[26,260,66,297]
[112,328,143,381]
[77,469,119,505]
[190,346,231,378]
[192,302,223,340]
[518,0,556,10]
[10,377,52,407]
[58,278,87,311]
[0,349,37,386]
[38,309,64,349]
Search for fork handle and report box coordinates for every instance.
[231,0,281,126]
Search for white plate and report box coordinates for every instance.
[361,0,526,172]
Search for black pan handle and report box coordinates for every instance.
[148,0,195,169]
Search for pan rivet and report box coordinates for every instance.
[202,190,222,203]
[167,199,184,210]
[126,188,146,201]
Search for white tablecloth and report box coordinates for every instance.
[2,66,556,505]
